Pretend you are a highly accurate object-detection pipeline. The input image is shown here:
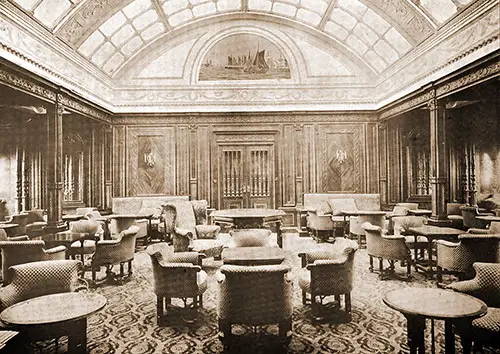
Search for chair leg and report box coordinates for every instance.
[218,319,231,343]
[369,256,374,272]
[436,266,443,285]
[302,290,307,305]
[120,263,124,278]
[379,258,383,273]
[128,260,133,276]
[199,294,203,308]
[157,296,164,324]
[345,293,351,314]
[278,318,292,339]
[406,260,412,278]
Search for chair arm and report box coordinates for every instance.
[7,235,30,241]
[436,239,460,248]
[467,228,490,234]
[73,278,89,292]
[215,270,226,283]
[165,251,203,265]
[382,235,406,241]
[96,239,120,246]
[174,228,194,239]
[459,233,500,240]
[44,245,67,254]
[446,279,481,295]
[312,257,348,267]
[157,261,201,271]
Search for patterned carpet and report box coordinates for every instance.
[30,234,499,353]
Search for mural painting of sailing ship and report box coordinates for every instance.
[199,34,291,81]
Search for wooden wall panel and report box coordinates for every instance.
[282,124,295,206]
[366,122,379,193]
[197,125,211,202]
[303,124,316,195]
[113,126,126,197]
[176,126,190,197]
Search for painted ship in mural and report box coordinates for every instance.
[199,34,291,81]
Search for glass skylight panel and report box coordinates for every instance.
[365,50,387,72]
[132,10,158,31]
[91,42,115,67]
[100,12,127,36]
[140,22,165,40]
[33,0,71,28]
[346,34,368,55]
[121,36,144,56]
[324,21,349,41]
[419,0,457,24]
[103,52,125,73]
[363,9,390,35]
[78,31,106,57]
[189,0,208,6]
[296,9,321,26]
[330,9,357,30]
[216,0,240,12]
[192,2,217,17]
[384,28,411,55]
[272,2,297,17]
[163,0,189,15]
[15,0,39,11]
[168,9,193,26]
[300,0,327,14]
[339,0,366,19]
[248,0,272,12]
[123,0,151,18]
[111,25,136,47]
[374,40,398,64]
[353,23,378,46]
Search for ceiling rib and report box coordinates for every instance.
[151,0,173,32]
[318,0,339,30]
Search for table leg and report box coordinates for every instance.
[444,321,455,354]
[405,315,426,354]
[276,220,283,248]
[68,318,87,354]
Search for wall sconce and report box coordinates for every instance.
[335,149,347,164]
[144,151,155,168]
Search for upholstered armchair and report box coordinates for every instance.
[446,262,500,352]
[436,234,500,285]
[216,264,293,345]
[90,225,139,284]
[25,209,47,237]
[391,216,429,261]
[447,203,465,229]
[298,240,358,319]
[460,205,495,229]
[65,217,103,261]
[160,200,224,259]
[467,221,500,235]
[362,222,411,279]
[385,203,418,233]
[0,240,66,284]
[0,229,29,242]
[1,212,29,237]
[147,243,207,325]
[227,228,278,248]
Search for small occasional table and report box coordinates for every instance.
[222,247,286,266]
[212,209,286,247]
[383,288,486,354]
[0,292,106,354]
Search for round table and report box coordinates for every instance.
[383,288,487,354]
[0,292,107,354]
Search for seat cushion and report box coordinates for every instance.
[328,199,357,216]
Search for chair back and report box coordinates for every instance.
[396,203,419,210]
[0,240,47,283]
[470,262,500,308]
[362,222,385,257]
[0,260,86,311]
[489,221,500,234]
[0,229,8,241]
[7,213,29,235]
[75,207,98,216]
[447,203,464,216]
[461,206,480,228]
[164,201,196,235]
[363,222,409,261]
[94,226,139,265]
[191,200,209,225]
[229,228,273,247]
[392,216,426,235]
[217,264,292,325]
[26,209,46,224]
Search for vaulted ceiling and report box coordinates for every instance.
[0,0,498,112]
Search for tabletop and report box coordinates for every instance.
[408,225,464,237]
[106,214,152,219]
[383,288,487,320]
[339,210,387,216]
[38,231,88,243]
[222,247,286,265]
[0,292,107,326]
[212,209,286,218]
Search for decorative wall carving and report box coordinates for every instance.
[0,67,56,101]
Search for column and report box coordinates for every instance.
[428,93,449,224]
[44,94,66,232]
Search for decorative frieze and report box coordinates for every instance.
[0,66,56,101]
[58,94,112,123]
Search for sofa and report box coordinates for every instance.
[109,195,189,241]
[304,193,381,239]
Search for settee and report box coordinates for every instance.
[303,193,382,239]
[109,195,189,241]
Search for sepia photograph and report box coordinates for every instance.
[0,0,499,352]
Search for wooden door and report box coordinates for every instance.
[219,144,274,209]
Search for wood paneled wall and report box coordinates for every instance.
[113,113,379,226]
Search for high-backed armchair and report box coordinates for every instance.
[227,228,278,248]
[447,203,465,229]
[386,203,419,233]
[216,264,293,345]
[90,226,139,284]
[436,234,500,285]
[160,200,224,259]
[147,243,206,324]
[298,240,358,319]
[362,222,411,279]
[25,209,47,237]
[0,240,66,284]
[1,213,29,237]
[65,217,104,260]
[461,205,495,229]
[446,262,500,352]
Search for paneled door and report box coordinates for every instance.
[218,144,274,209]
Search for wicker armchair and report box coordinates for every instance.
[362,222,411,279]
[147,243,206,324]
[227,228,278,248]
[436,234,500,285]
[446,262,500,352]
[1,213,29,237]
[298,239,358,319]
[0,240,66,285]
[90,226,139,284]
[160,200,224,259]
[216,264,293,345]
